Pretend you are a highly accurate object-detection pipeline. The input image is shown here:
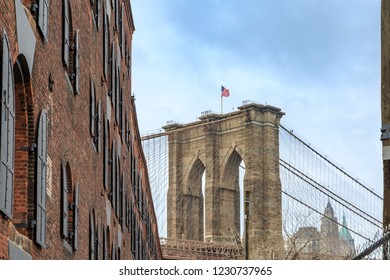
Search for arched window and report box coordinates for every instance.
[61,161,79,251]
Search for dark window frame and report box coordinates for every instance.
[110,140,116,208]
[103,11,109,81]
[63,0,79,95]
[89,209,96,260]
[73,30,80,94]
[104,118,109,189]
[90,78,101,152]
[91,0,101,30]
[61,161,78,251]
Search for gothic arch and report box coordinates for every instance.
[183,155,206,195]
[12,54,35,239]
[218,147,245,242]
[182,156,205,241]
[165,103,284,257]
[220,145,247,174]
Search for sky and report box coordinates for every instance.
[131,0,382,196]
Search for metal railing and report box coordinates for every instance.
[160,237,243,260]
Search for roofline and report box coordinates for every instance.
[125,0,135,33]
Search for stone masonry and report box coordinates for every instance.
[164,102,285,259]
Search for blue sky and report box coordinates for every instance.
[131,0,382,195]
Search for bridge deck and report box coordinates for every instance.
[160,238,244,260]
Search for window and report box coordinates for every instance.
[74,30,80,94]
[90,78,96,137]
[120,87,124,142]
[115,66,120,124]
[115,154,120,218]
[104,118,109,189]
[131,208,137,257]
[89,210,96,259]
[111,241,116,260]
[97,101,101,152]
[61,161,69,238]
[120,173,125,228]
[124,107,128,146]
[125,193,129,229]
[125,108,132,148]
[119,2,124,57]
[138,171,142,212]
[38,0,49,41]
[103,226,108,260]
[91,0,101,30]
[36,109,48,247]
[137,227,142,260]
[110,141,116,208]
[96,222,101,259]
[108,139,121,218]
[114,0,119,31]
[126,39,131,78]
[128,195,133,232]
[0,30,15,218]
[132,157,138,203]
[103,12,109,81]
[73,183,79,250]
[63,0,79,94]
[90,78,101,152]
[61,161,79,250]
[110,42,116,104]
[30,0,49,41]
[63,0,70,67]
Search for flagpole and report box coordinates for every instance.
[221,95,223,114]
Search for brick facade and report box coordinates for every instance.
[0,0,161,260]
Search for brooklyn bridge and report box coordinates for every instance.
[141,101,389,260]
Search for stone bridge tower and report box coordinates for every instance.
[163,102,285,259]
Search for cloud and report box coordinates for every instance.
[131,0,382,193]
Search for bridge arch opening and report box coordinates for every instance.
[218,148,245,244]
[183,158,205,240]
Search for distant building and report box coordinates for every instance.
[0,0,161,260]
[286,202,355,259]
[286,227,320,258]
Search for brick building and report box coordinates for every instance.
[0,0,161,260]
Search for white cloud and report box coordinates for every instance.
[132,0,382,194]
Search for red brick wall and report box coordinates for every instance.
[0,0,161,260]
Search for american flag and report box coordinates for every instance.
[221,85,230,97]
